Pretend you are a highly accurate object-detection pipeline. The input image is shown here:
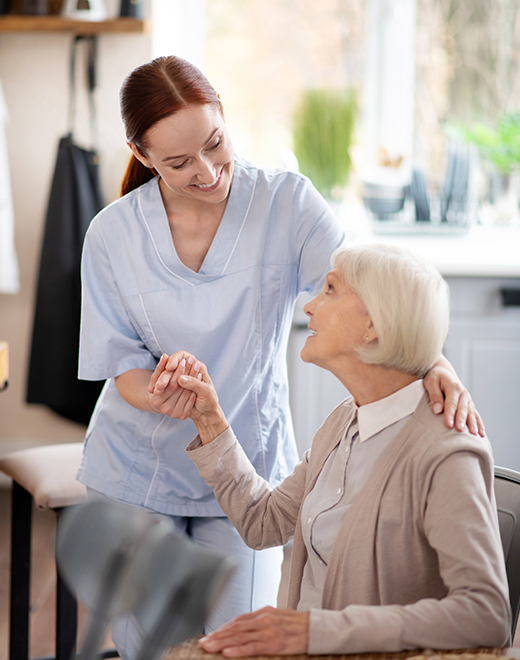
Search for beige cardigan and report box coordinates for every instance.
[186,393,510,653]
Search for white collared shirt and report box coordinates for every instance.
[298,378,425,610]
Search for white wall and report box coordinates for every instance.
[152,0,205,68]
[0,31,152,457]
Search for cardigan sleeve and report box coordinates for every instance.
[308,449,510,654]
[186,428,309,549]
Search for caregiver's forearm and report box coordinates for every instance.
[115,368,157,412]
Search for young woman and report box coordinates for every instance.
[77,56,483,660]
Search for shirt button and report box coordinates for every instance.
[336,488,342,495]
[307,517,312,525]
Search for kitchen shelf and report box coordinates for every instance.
[0,15,150,33]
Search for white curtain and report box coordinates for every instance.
[0,78,20,294]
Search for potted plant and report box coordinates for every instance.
[458,112,520,176]
[451,112,520,224]
[292,88,357,204]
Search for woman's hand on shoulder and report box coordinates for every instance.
[198,607,310,657]
[147,351,201,420]
[423,355,485,436]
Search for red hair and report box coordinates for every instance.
[119,56,222,197]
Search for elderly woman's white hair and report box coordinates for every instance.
[331,243,449,376]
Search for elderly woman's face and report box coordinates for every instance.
[301,268,372,372]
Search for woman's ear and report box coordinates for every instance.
[128,142,153,169]
[364,317,378,343]
[216,94,225,119]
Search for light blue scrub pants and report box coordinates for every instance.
[86,489,283,660]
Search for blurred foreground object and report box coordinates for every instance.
[56,500,236,660]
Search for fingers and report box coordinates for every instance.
[147,353,169,394]
[423,359,486,435]
[164,359,197,419]
[152,353,199,391]
[178,372,204,393]
[431,395,444,417]
[445,387,465,432]
[174,360,201,420]
[423,375,445,417]
[165,352,207,375]
[148,357,193,418]
[153,357,186,396]
[150,351,186,395]
[440,383,485,436]
[151,350,200,389]
[474,407,486,437]
[454,395,486,437]
[199,608,309,657]
[148,352,214,421]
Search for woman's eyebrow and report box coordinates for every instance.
[161,128,220,163]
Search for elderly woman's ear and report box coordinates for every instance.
[363,319,377,344]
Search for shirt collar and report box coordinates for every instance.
[355,379,425,443]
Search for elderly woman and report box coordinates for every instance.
[173,243,510,656]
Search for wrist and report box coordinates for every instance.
[193,407,229,445]
[433,354,454,374]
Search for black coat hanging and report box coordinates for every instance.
[26,35,105,425]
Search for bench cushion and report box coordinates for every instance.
[0,443,87,509]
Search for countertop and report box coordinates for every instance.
[338,199,520,278]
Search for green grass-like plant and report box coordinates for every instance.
[293,88,357,199]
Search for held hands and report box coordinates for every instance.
[198,607,310,657]
[147,351,204,419]
[148,351,228,442]
[423,355,485,436]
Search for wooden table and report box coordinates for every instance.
[163,639,520,660]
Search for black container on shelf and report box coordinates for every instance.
[23,0,48,13]
[120,0,143,18]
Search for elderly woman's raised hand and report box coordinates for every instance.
[176,360,230,444]
[199,607,310,657]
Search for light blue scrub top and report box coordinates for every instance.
[77,156,345,516]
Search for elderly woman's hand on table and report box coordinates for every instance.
[199,607,310,657]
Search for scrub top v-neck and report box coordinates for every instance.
[78,156,345,516]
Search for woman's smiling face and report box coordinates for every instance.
[301,268,373,373]
[130,103,235,206]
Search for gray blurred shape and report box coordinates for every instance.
[56,500,236,660]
